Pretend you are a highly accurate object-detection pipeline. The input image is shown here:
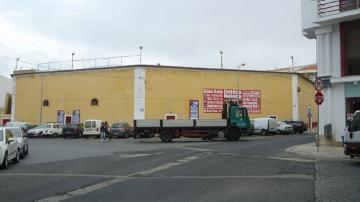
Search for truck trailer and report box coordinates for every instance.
[133,102,250,142]
[344,110,360,158]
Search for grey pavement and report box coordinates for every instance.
[288,142,360,202]
[0,134,316,202]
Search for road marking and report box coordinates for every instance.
[176,147,213,152]
[117,153,152,158]
[0,173,114,178]
[267,156,315,163]
[130,155,203,177]
[35,154,204,202]
[133,174,314,180]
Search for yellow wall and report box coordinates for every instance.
[145,67,294,120]
[15,68,134,125]
[298,76,318,125]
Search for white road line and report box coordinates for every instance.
[0,173,114,178]
[176,147,213,152]
[134,174,314,180]
[267,156,315,163]
[35,154,204,202]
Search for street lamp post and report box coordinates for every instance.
[72,52,75,69]
[290,56,294,72]
[219,50,223,69]
[139,46,143,64]
[237,63,246,104]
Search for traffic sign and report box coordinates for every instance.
[315,91,324,105]
[315,79,323,91]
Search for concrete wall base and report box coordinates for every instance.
[318,136,343,147]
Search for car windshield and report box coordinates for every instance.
[35,125,46,129]
[8,128,22,138]
[65,124,77,128]
[0,130,3,141]
[111,123,124,128]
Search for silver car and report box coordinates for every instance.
[6,127,29,158]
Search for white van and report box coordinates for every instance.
[344,110,360,158]
[252,118,278,136]
[83,120,104,138]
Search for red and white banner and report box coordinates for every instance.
[203,88,261,114]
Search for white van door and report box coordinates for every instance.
[346,112,360,143]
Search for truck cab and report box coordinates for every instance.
[223,102,250,136]
[344,110,360,158]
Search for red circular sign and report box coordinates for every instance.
[315,79,323,91]
[314,91,324,105]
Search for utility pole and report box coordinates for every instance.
[220,50,223,69]
[290,56,295,72]
[15,58,19,70]
[237,63,246,104]
[139,46,143,64]
[72,52,75,69]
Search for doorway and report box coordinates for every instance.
[65,115,72,124]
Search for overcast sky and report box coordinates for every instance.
[0,0,315,77]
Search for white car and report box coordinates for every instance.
[0,127,20,169]
[6,127,29,158]
[43,123,63,137]
[277,121,294,134]
[27,125,47,137]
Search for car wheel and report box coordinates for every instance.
[299,130,304,134]
[277,130,281,135]
[1,152,8,169]
[25,145,29,155]
[136,134,140,139]
[13,150,20,163]
[53,133,58,138]
[261,129,266,136]
[20,147,25,159]
[78,133,82,138]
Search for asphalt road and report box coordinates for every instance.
[0,134,315,202]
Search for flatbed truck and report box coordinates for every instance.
[133,102,250,142]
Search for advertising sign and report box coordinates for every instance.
[57,110,65,124]
[189,100,199,119]
[72,110,80,124]
[203,88,261,114]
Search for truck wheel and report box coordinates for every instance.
[261,129,266,136]
[226,128,240,141]
[160,130,173,142]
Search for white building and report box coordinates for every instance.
[302,0,360,145]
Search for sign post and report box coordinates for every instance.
[314,79,324,153]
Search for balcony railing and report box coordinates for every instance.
[318,0,360,16]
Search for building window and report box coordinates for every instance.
[43,99,49,107]
[341,20,360,76]
[340,0,358,12]
[91,98,99,106]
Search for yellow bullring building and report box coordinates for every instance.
[11,65,317,127]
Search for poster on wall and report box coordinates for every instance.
[72,110,80,124]
[57,110,65,124]
[203,88,261,114]
[189,100,199,119]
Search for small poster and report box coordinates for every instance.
[189,100,199,119]
[72,110,80,124]
[57,110,65,124]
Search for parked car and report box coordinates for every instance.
[63,123,84,138]
[109,122,133,138]
[6,127,29,158]
[283,120,308,134]
[0,127,20,169]
[43,123,63,138]
[26,124,47,137]
[277,121,293,134]
[252,118,278,135]
[5,121,32,132]
[83,120,104,138]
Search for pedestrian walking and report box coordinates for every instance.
[100,122,107,141]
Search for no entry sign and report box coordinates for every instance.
[315,91,324,105]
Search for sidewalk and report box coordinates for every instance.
[288,142,360,202]
[286,142,346,158]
